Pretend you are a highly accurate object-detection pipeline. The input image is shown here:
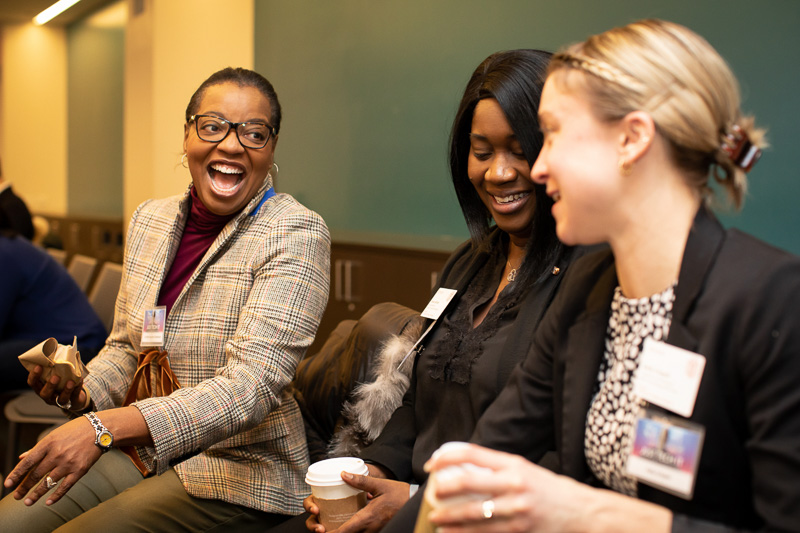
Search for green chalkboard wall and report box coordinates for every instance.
[67,21,124,218]
[255,0,800,254]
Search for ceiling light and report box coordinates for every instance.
[34,0,82,25]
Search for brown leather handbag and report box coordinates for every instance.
[120,347,181,475]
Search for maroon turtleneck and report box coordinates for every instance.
[157,187,237,314]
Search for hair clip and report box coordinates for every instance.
[721,124,761,172]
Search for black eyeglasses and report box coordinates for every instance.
[189,114,276,149]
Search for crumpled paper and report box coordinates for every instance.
[18,337,90,391]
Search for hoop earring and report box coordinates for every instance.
[272,162,279,174]
[180,153,188,168]
[619,159,633,176]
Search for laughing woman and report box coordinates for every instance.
[0,67,330,531]
[423,20,800,532]
[297,49,586,533]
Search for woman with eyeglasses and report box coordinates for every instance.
[0,67,331,531]
[420,20,800,532]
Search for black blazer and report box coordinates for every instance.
[474,207,800,532]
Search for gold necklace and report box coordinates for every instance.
[506,260,519,282]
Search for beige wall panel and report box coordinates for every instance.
[123,0,254,227]
[1,23,67,216]
[123,0,154,228]
[0,28,4,157]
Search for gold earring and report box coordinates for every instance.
[619,159,632,176]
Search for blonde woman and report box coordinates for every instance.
[420,20,800,532]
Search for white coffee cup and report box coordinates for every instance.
[306,457,370,530]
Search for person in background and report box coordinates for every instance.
[0,158,35,240]
[297,49,585,533]
[0,230,107,390]
[0,67,331,531]
[423,19,800,532]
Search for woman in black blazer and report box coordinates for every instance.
[422,19,800,532]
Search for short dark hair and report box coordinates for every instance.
[185,67,282,134]
[449,49,561,282]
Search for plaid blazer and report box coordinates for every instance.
[84,179,330,514]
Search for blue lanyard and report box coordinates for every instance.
[249,187,275,216]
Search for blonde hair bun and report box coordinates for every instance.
[549,19,766,209]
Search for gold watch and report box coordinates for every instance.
[84,411,114,452]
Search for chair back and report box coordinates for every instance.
[67,254,98,292]
[88,262,123,332]
[46,247,67,266]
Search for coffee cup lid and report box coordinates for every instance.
[306,457,369,486]
[430,441,470,461]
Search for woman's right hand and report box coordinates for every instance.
[28,364,88,412]
[4,413,103,506]
[424,443,672,533]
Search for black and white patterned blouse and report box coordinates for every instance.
[584,283,676,496]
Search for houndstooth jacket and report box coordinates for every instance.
[83,178,330,514]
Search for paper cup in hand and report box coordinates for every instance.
[18,337,89,391]
[306,457,369,530]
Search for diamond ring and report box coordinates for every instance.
[482,499,495,519]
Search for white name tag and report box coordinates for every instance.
[420,288,457,320]
[633,339,705,418]
[141,306,167,347]
[396,288,457,371]
[626,407,705,500]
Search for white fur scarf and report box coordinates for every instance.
[327,320,424,458]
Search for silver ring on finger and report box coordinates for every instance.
[55,397,72,410]
[45,475,57,490]
[482,499,495,519]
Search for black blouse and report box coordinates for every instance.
[413,247,526,476]
[361,228,580,483]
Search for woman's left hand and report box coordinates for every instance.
[28,364,88,412]
[424,443,671,533]
[3,416,102,506]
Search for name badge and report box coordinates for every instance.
[396,288,457,371]
[420,288,457,320]
[626,406,705,499]
[632,339,705,418]
[141,306,167,347]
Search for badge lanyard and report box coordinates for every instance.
[396,288,457,371]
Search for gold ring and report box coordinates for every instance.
[45,475,57,490]
[482,499,495,519]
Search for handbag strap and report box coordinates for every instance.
[123,348,182,406]
[121,347,182,476]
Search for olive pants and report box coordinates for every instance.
[0,449,290,532]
